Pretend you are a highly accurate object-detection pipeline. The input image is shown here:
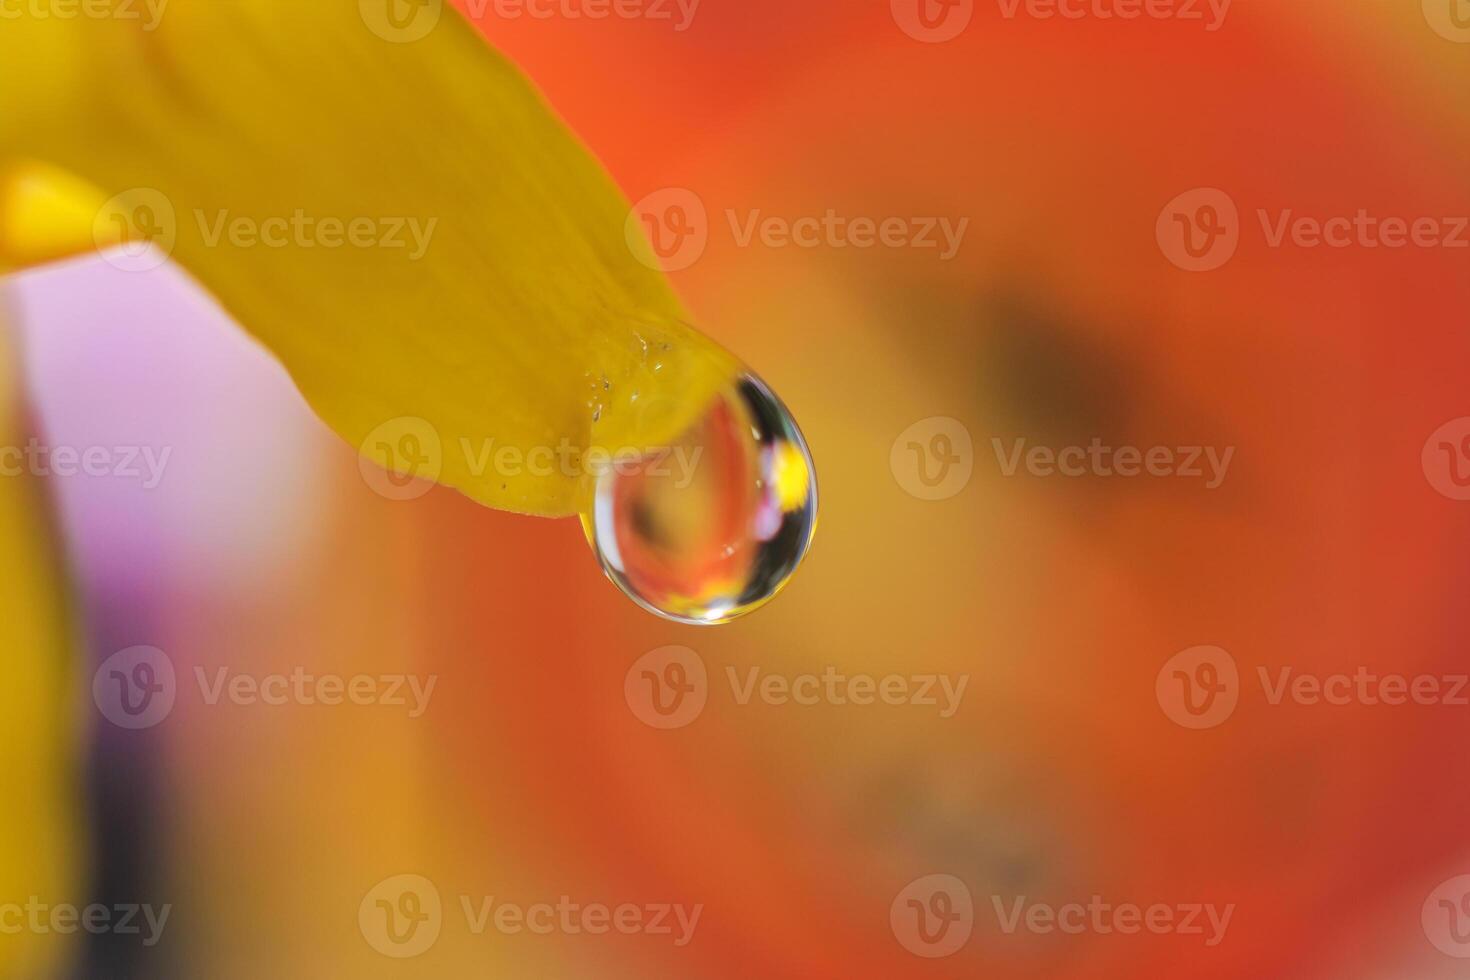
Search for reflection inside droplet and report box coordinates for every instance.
[581,372,818,625]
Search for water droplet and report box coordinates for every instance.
[581,372,818,625]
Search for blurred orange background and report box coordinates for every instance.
[6,0,1470,976]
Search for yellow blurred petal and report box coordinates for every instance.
[0,159,110,269]
[0,297,81,977]
[0,1,737,516]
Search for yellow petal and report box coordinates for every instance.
[0,1,737,516]
[0,159,111,270]
[0,299,80,977]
